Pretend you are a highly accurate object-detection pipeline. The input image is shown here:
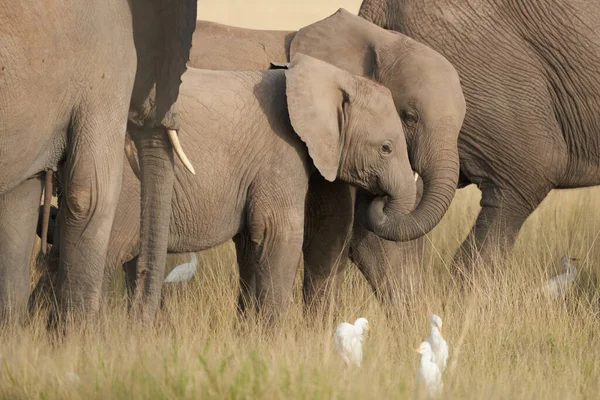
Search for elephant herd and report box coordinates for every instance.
[2,0,600,328]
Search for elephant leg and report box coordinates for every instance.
[350,230,424,319]
[0,178,43,324]
[233,233,257,317]
[243,200,304,324]
[302,177,355,316]
[453,184,550,276]
[351,189,424,319]
[53,109,127,325]
[29,245,60,315]
[123,257,138,307]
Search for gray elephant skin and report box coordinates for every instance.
[0,1,197,325]
[358,0,600,271]
[35,54,417,320]
[189,10,465,312]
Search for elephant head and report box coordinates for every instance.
[286,54,417,215]
[290,9,465,241]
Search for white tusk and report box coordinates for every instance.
[413,171,419,182]
[167,129,196,175]
[124,132,141,180]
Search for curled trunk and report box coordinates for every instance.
[368,137,459,242]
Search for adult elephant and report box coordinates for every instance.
[190,10,465,314]
[0,0,196,324]
[359,0,600,271]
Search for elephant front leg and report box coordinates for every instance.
[0,178,44,324]
[350,228,423,320]
[350,189,425,320]
[452,184,550,277]
[302,177,355,318]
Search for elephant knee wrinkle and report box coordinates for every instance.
[65,186,94,221]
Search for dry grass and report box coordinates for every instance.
[2,185,600,399]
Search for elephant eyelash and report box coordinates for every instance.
[401,108,420,126]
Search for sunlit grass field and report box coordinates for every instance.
[2,185,600,399]
[2,2,600,399]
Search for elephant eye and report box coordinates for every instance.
[380,142,393,155]
[401,108,420,126]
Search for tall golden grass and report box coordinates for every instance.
[2,185,600,399]
[3,3,600,399]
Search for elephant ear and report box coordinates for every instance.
[290,8,389,78]
[285,53,356,182]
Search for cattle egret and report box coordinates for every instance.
[415,341,443,398]
[543,255,578,300]
[426,314,448,371]
[164,253,198,283]
[65,371,81,384]
[334,317,371,367]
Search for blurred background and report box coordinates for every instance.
[199,0,363,29]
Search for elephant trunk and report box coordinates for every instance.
[367,134,459,242]
[129,126,175,321]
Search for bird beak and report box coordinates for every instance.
[438,327,443,337]
[413,347,421,353]
[570,257,579,262]
[367,326,372,333]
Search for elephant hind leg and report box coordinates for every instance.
[0,178,44,325]
[452,184,551,277]
[53,103,129,326]
[238,196,305,325]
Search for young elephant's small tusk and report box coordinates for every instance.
[413,171,420,182]
[167,129,196,175]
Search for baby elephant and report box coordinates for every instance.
[36,54,416,320]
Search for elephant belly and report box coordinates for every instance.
[167,181,247,253]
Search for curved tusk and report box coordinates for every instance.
[413,171,419,182]
[167,129,196,175]
[124,132,141,180]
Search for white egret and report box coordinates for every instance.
[334,318,371,367]
[164,253,198,283]
[65,371,81,384]
[543,255,578,300]
[426,314,448,372]
[415,341,443,399]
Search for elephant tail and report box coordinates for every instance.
[40,169,53,255]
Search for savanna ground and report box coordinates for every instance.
[2,1,600,398]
